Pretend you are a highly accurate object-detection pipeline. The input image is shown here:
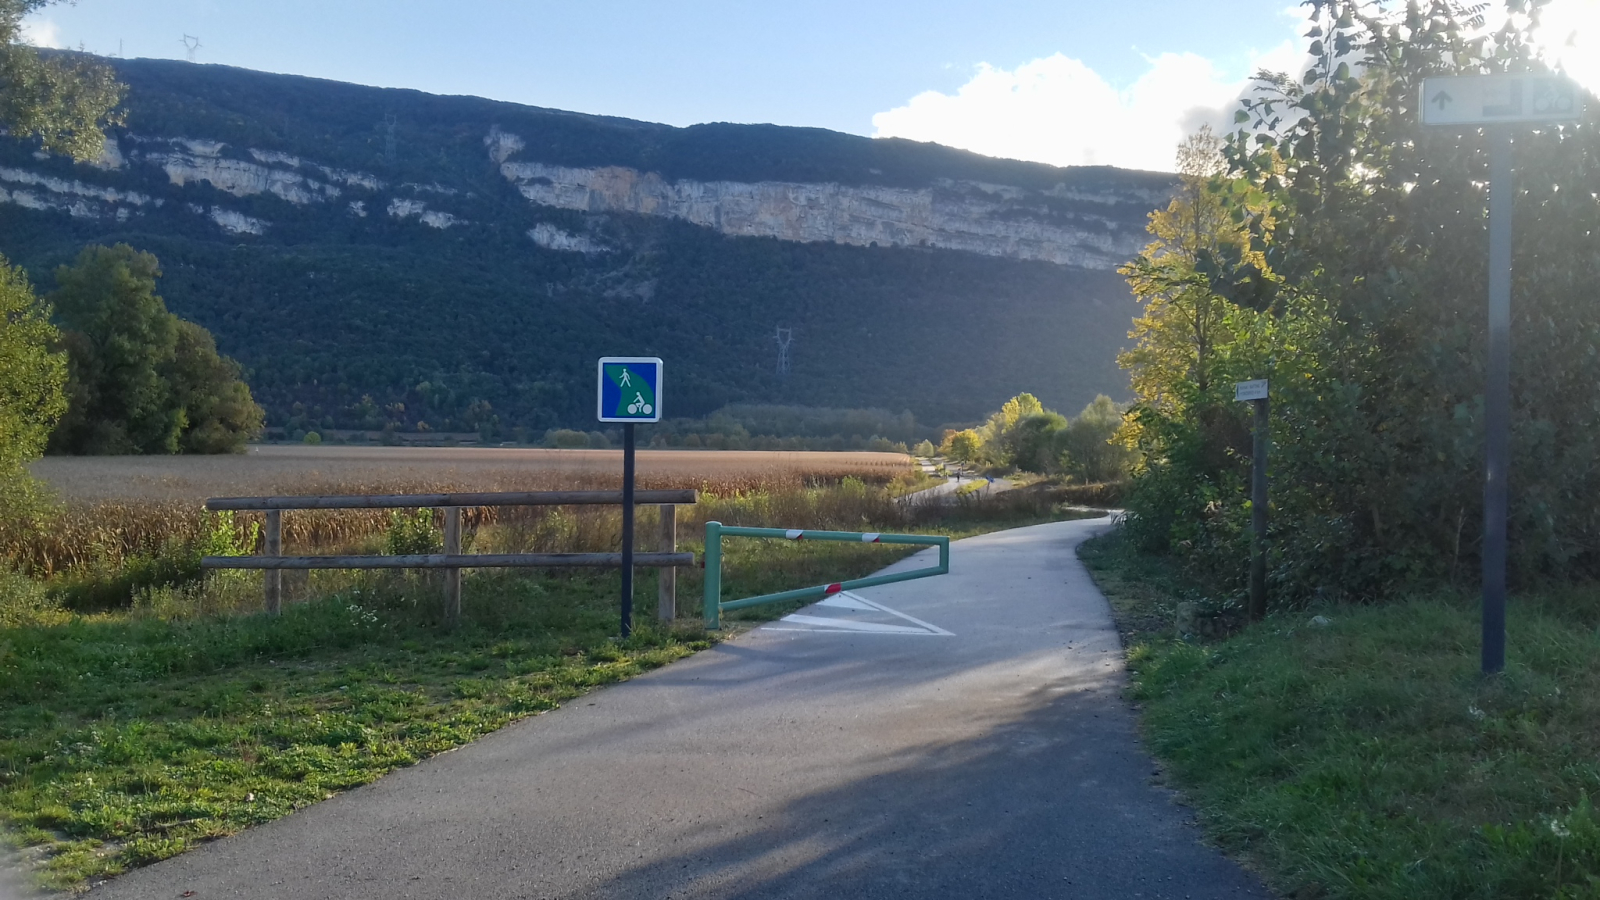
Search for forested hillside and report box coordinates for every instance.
[0,55,1172,435]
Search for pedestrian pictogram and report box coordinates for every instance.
[597,357,663,423]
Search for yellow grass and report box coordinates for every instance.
[11,447,915,578]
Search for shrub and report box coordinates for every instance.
[384,509,442,556]
[0,565,63,627]
[545,429,589,449]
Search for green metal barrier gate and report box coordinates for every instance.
[701,521,950,629]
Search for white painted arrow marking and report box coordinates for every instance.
[769,591,954,636]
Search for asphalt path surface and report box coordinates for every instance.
[899,474,1011,506]
[88,518,1267,900]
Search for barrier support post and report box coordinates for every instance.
[703,521,723,630]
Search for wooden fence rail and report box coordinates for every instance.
[201,490,698,624]
[204,553,694,570]
[203,489,699,511]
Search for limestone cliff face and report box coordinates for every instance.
[495,141,1165,269]
[0,134,473,234]
[0,117,1165,267]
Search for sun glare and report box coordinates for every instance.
[1535,0,1600,95]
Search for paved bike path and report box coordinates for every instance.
[89,518,1267,900]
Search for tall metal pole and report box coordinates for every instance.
[1482,129,1513,674]
[1249,396,1269,621]
[620,422,636,638]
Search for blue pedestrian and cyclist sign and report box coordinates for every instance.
[596,356,664,638]
[597,357,663,423]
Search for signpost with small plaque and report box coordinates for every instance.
[1236,379,1270,620]
[1419,74,1587,674]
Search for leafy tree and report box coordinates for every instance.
[1006,411,1068,474]
[0,1,124,160]
[168,320,265,453]
[47,244,263,454]
[1120,0,1600,602]
[975,392,1046,465]
[0,0,123,510]
[0,258,65,512]
[941,429,983,467]
[49,245,180,453]
[1058,395,1136,484]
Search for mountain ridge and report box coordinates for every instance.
[0,55,1172,435]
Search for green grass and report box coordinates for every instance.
[1080,529,1600,900]
[1,493,1103,892]
[0,570,713,891]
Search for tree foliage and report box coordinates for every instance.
[1119,0,1600,603]
[0,1,124,161]
[47,244,262,454]
[946,391,1134,482]
[941,429,984,466]
[0,0,121,513]
[0,257,65,511]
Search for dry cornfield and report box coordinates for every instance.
[30,445,912,503]
[13,446,915,576]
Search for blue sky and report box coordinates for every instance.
[23,1,1600,172]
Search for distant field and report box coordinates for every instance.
[30,445,913,503]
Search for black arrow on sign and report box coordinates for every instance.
[1431,90,1454,111]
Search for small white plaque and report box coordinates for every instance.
[1234,379,1268,402]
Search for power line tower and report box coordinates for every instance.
[775,326,794,378]
[180,34,201,62]
[382,114,398,162]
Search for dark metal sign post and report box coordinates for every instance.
[598,357,664,638]
[1481,130,1512,674]
[1420,73,1584,673]
[1235,379,1269,620]
[620,423,637,636]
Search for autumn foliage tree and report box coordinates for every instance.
[1118,0,1600,603]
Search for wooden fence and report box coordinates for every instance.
[201,490,697,624]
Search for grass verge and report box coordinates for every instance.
[1079,528,1600,900]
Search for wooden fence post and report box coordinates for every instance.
[264,509,282,615]
[658,504,676,623]
[443,507,462,625]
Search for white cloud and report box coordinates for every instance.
[20,17,63,49]
[871,22,1310,173]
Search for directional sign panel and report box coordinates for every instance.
[597,357,663,423]
[1234,379,1268,402]
[1420,74,1584,126]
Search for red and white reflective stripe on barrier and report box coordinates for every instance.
[784,530,880,542]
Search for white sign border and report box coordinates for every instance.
[1234,379,1269,402]
[597,356,664,424]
